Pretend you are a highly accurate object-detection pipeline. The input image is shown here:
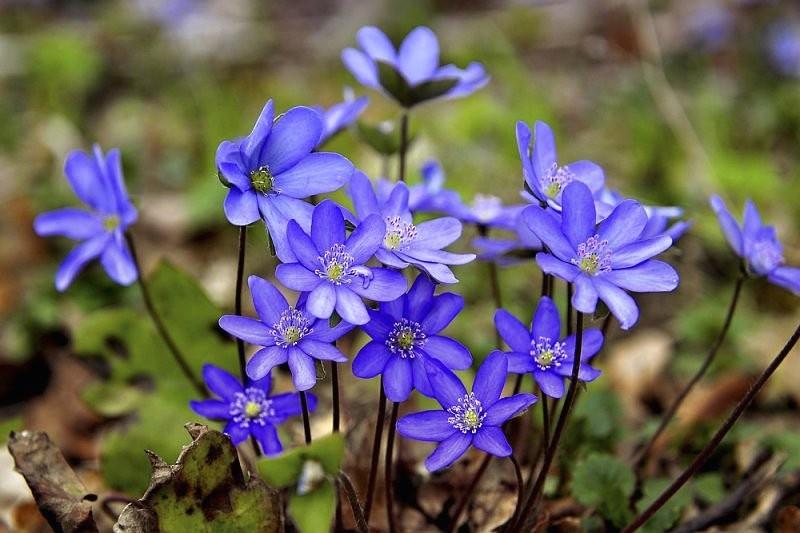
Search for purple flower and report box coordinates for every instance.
[711,196,800,294]
[495,297,602,398]
[216,99,355,262]
[342,26,489,107]
[523,182,679,330]
[597,188,691,242]
[275,200,407,326]
[219,275,353,391]
[767,22,800,78]
[473,211,543,265]
[314,90,369,147]
[190,364,315,455]
[396,352,537,472]
[517,121,605,209]
[352,275,472,402]
[34,146,138,291]
[349,171,476,284]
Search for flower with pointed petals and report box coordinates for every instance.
[352,275,472,402]
[216,99,354,262]
[314,90,369,147]
[349,171,476,284]
[473,209,543,265]
[34,145,138,291]
[495,297,602,398]
[190,364,315,455]
[597,188,690,242]
[275,200,407,326]
[711,196,800,294]
[523,182,679,330]
[396,352,536,472]
[219,275,353,391]
[517,121,604,209]
[342,26,489,107]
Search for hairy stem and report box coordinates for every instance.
[332,362,341,433]
[363,382,387,524]
[385,402,399,533]
[299,391,312,444]
[338,471,368,533]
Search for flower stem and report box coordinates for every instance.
[363,381,387,524]
[448,452,492,533]
[478,224,504,348]
[623,320,800,532]
[516,313,584,529]
[124,232,206,398]
[299,391,312,444]
[332,361,340,433]
[566,282,574,336]
[509,454,524,527]
[338,471,368,533]
[384,401,399,533]
[632,275,745,472]
[397,112,409,183]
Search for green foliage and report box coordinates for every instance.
[571,453,635,527]
[636,478,692,533]
[73,261,237,494]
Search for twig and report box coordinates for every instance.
[338,471,369,533]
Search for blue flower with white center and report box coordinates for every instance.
[516,121,605,210]
[711,196,800,294]
[219,275,353,391]
[396,352,537,472]
[33,145,138,291]
[495,297,602,398]
[215,99,355,262]
[314,89,369,147]
[522,182,680,330]
[352,274,472,402]
[275,199,407,326]
[349,171,476,284]
[190,364,316,455]
[342,26,489,107]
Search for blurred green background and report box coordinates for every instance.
[2,0,800,524]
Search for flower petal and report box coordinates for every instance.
[768,265,800,295]
[483,394,537,426]
[352,341,392,378]
[64,149,112,213]
[286,219,322,270]
[422,336,472,370]
[535,370,565,398]
[335,286,370,325]
[494,309,531,353]
[288,347,317,391]
[472,426,512,457]
[349,267,407,302]
[33,208,103,240]
[342,48,380,89]
[261,106,321,174]
[612,235,673,268]
[421,293,464,335]
[100,238,137,286]
[563,329,604,361]
[522,206,575,262]
[506,351,536,373]
[202,364,243,400]
[242,100,274,166]
[219,315,275,346]
[361,310,395,340]
[593,277,639,330]
[561,181,597,248]
[571,274,599,314]
[310,200,346,253]
[472,351,508,407]
[425,432,472,472]
[567,160,605,193]
[535,253,580,282]
[604,260,679,293]
[357,26,397,63]
[598,200,648,248]
[710,195,743,256]
[54,234,109,291]
[306,282,336,319]
[273,152,353,198]
[298,339,348,362]
[531,296,561,343]
[425,358,467,408]
[398,26,439,85]
[252,423,283,456]
[397,411,455,442]
[223,421,250,445]
[349,171,380,219]
[532,121,557,189]
[248,275,289,324]
[411,217,463,249]
[224,188,260,226]
[406,274,435,322]
[190,399,231,420]
[345,214,384,264]
[246,346,288,381]
[383,356,413,402]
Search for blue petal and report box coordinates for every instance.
[604,260,679,293]
[425,358,467,408]
[563,329,604,361]
[397,410,455,442]
[742,199,762,243]
[424,432,472,472]
[224,188,260,226]
[769,266,800,295]
[536,253,581,283]
[34,208,102,240]
[298,339,348,362]
[532,121,558,190]
[405,274,435,322]
[483,394,537,426]
[102,148,138,225]
[307,282,337,319]
[349,267,407,303]
[566,160,605,194]
[54,234,109,291]
[100,238,137,286]
[202,364,243,401]
[248,275,290,324]
[506,351,536,374]
[348,171,381,219]
[352,341,392,379]
[472,351,508,407]
[710,195,743,256]
[383,356,413,402]
[64,149,113,213]
[311,200,345,252]
[275,263,321,292]
[593,277,639,330]
[382,183,411,218]
[534,370,564,398]
[286,220,321,271]
[571,274,599,314]
[472,426,512,457]
[223,420,250,445]
[412,217,463,249]
[219,315,275,346]
[260,106,321,174]
[252,423,283,456]
[288,347,317,391]
[273,152,353,198]
[304,319,354,343]
[612,235,673,269]
[242,100,274,166]
[494,309,531,353]
[522,206,575,262]
[420,293,464,335]
[344,214,385,264]
[597,200,648,249]
[335,286,370,325]
[561,182,596,248]
[357,26,397,63]
[190,399,231,420]
[398,26,439,85]
[342,48,380,89]
[422,336,472,370]
[246,346,288,381]
[361,310,395,340]
[271,391,307,418]
[531,296,561,342]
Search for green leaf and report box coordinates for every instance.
[257,432,345,488]
[376,61,412,106]
[571,453,635,527]
[636,478,691,533]
[409,77,459,105]
[115,424,281,532]
[81,382,145,418]
[288,480,335,533]
[356,121,401,155]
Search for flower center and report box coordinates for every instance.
[543,162,575,200]
[386,318,426,358]
[447,393,486,434]
[314,243,365,285]
[103,215,120,231]
[571,234,612,275]
[230,387,275,428]
[272,308,312,347]
[383,216,417,250]
[530,336,568,371]
[471,194,503,223]
[250,166,276,194]
[750,236,784,275]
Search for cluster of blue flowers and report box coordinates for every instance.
[35,24,800,480]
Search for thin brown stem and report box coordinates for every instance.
[448,453,492,533]
[632,275,745,471]
[566,282,574,336]
[384,402,399,533]
[299,391,312,444]
[363,382,387,524]
[332,362,340,433]
[125,232,206,398]
[338,471,368,533]
[397,112,409,182]
[623,321,800,532]
[509,454,525,527]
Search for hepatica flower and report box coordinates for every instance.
[349,171,476,284]
[275,200,407,325]
[314,90,369,147]
[598,188,690,242]
[34,146,138,291]
[352,275,472,402]
[473,210,543,265]
[396,352,536,472]
[495,297,602,398]
[219,275,353,391]
[711,196,800,294]
[216,99,354,262]
[190,364,315,455]
[523,182,679,330]
[517,121,604,209]
[342,26,489,107]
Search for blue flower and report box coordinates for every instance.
[342,26,489,107]
[473,212,543,265]
[219,275,353,391]
[495,297,602,398]
[396,352,537,472]
[216,99,355,262]
[767,22,800,78]
[711,196,800,294]
[517,121,605,209]
[34,146,138,291]
[352,274,472,402]
[597,188,691,242]
[190,364,315,455]
[349,171,476,284]
[275,200,407,326]
[314,90,369,147]
[522,182,679,330]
